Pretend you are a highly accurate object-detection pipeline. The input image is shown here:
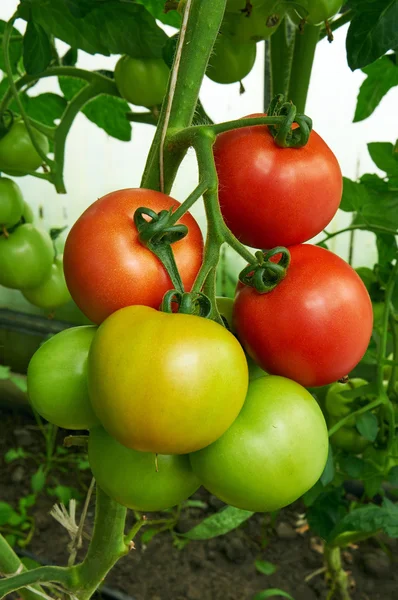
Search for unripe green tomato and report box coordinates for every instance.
[325,378,369,427]
[88,426,200,511]
[288,0,341,25]
[22,200,35,224]
[222,3,286,42]
[0,177,24,228]
[114,55,170,108]
[27,326,99,430]
[22,255,72,310]
[207,35,257,84]
[328,417,371,454]
[0,121,49,176]
[0,224,53,289]
[190,376,328,512]
[226,0,268,12]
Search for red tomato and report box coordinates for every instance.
[213,114,342,248]
[64,189,203,324]
[233,244,373,387]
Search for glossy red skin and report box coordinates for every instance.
[214,114,342,249]
[64,189,203,324]
[233,244,373,387]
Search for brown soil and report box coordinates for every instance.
[1,408,397,600]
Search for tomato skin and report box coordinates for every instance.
[226,0,268,11]
[22,201,34,224]
[222,3,286,42]
[290,0,342,25]
[114,56,169,108]
[88,426,200,511]
[0,224,53,289]
[88,305,249,454]
[190,376,328,512]
[328,418,370,454]
[28,326,99,430]
[214,115,342,248]
[22,255,72,310]
[0,122,49,175]
[63,188,203,324]
[233,245,373,387]
[0,178,24,228]
[207,35,257,84]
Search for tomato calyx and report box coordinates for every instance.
[161,289,212,317]
[267,94,312,149]
[239,247,291,293]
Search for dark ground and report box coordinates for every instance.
[1,408,397,600]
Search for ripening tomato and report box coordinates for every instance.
[28,326,99,430]
[0,178,24,228]
[206,35,257,84]
[22,255,72,310]
[0,121,49,176]
[89,426,200,511]
[0,224,53,289]
[88,306,248,454]
[233,245,373,387]
[213,115,342,248]
[114,56,170,108]
[63,188,203,324]
[190,376,329,512]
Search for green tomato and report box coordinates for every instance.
[288,0,341,25]
[325,378,369,424]
[190,376,328,512]
[0,121,49,176]
[222,3,286,42]
[0,177,24,229]
[114,55,170,108]
[22,255,72,310]
[0,224,53,289]
[207,35,257,84]
[328,417,370,454]
[27,326,99,430]
[226,0,269,12]
[88,426,200,511]
[22,201,35,224]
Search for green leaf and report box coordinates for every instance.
[356,267,377,291]
[31,465,46,493]
[182,506,254,540]
[47,485,81,505]
[0,501,13,526]
[5,535,16,547]
[330,498,398,542]
[19,494,36,514]
[65,0,98,18]
[302,480,323,507]
[0,365,11,379]
[339,455,365,479]
[141,527,160,544]
[252,589,295,600]
[320,444,335,487]
[354,56,398,122]
[364,474,384,498]
[135,0,182,27]
[25,0,168,58]
[346,1,398,71]
[306,487,347,540]
[0,20,23,74]
[59,77,131,141]
[77,458,90,470]
[339,177,369,212]
[255,560,277,575]
[8,511,24,526]
[368,142,398,176]
[20,93,67,127]
[23,20,52,75]
[9,374,28,393]
[5,448,28,463]
[356,412,379,441]
[376,233,398,266]
[388,465,398,486]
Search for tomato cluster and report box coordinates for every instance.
[0,176,71,311]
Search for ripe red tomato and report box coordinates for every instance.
[213,114,342,248]
[63,189,203,324]
[233,244,373,387]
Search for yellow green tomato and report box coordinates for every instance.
[0,224,53,289]
[190,376,329,512]
[207,35,257,84]
[22,201,35,224]
[88,305,248,454]
[114,56,170,108]
[23,255,72,310]
[28,326,99,430]
[0,121,49,176]
[88,426,200,511]
[0,178,24,229]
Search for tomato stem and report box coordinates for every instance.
[288,23,321,113]
[318,224,398,244]
[269,18,295,100]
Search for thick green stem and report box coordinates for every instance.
[377,255,398,394]
[270,18,295,99]
[263,40,272,111]
[288,24,320,112]
[388,309,398,396]
[141,0,227,192]
[324,545,351,600]
[0,535,46,600]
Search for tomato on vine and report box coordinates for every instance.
[63,188,203,324]
[190,376,329,512]
[114,56,170,108]
[206,35,257,84]
[289,0,342,25]
[0,177,24,229]
[0,121,49,175]
[214,114,342,248]
[233,244,373,387]
[89,426,200,511]
[88,305,249,455]
[22,255,72,310]
[222,2,286,43]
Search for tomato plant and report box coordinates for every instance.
[88,305,248,454]
[214,115,342,248]
[233,245,373,387]
[89,426,200,511]
[27,326,99,430]
[22,255,72,310]
[63,188,204,324]
[0,177,24,228]
[206,35,257,84]
[0,224,54,289]
[222,2,286,43]
[114,55,170,108]
[0,121,49,175]
[289,0,342,25]
[190,376,328,511]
